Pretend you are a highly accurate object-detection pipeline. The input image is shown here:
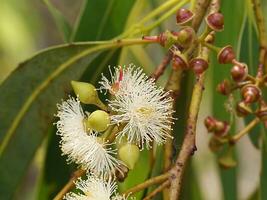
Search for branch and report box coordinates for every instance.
[252,0,267,74]
[143,180,170,200]
[169,0,220,199]
[53,169,85,200]
[123,173,169,195]
[150,51,172,81]
[229,118,261,143]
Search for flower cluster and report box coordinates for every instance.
[55,64,174,198]
[55,97,123,176]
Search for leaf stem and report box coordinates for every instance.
[143,180,170,200]
[229,118,260,144]
[252,0,267,74]
[123,173,169,195]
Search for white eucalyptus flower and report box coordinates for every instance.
[64,175,128,200]
[55,97,123,175]
[99,65,174,149]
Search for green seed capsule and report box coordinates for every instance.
[86,110,110,132]
[118,143,140,170]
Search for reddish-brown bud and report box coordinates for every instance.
[176,8,195,25]
[236,101,252,117]
[217,45,236,64]
[231,63,248,82]
[115,164,129,182]
[206,12,224,32]
[241,84,261,103]
[204,116,229,136]
[189,57,209,75]
[176,26,196,48]
[216,79,232,95]
[172,52,189,70]
[256,104,267,121]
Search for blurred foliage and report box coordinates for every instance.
[0,0,266,200]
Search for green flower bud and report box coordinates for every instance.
[86,110,110,132]
[71,81,107,110]
[118,143,140,170]
[218,148,237,169]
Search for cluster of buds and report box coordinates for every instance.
[204,116,229,137]
[143,8,215,75]
[215,46,266,122]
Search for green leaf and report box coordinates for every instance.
[71,0,135,41]
[43,0,72,42]
[0,43,107,199]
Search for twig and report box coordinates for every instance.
[143,180,170,200]
[123,173,169,195]
[229,118,261,143]
[252,0,267,74]
[150,51,172,81]
[53,169,86,200]
[169,0,220,199]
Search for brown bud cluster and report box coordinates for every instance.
[204,116,229,137]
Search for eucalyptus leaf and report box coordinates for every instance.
[0,43,102,199]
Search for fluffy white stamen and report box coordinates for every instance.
[99,65,174,149]
[64,174,129,200]
[55,97,123,175]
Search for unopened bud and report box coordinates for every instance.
[86,110,110,132]
[118,143,140,170]
[204,116,229,137]
[218,148,237,169]
[241,84,261,103]
[172,52,189,70]
[231,64,248,82]
[71,81,106,110]
[115,164,129,182]
[176,26,196,48]
[216,79,232,95]
[209,137,224,152]
[189,57,209,75]
[217,45,235,64]
[176,8,195,25]
[236,101,252,117]
[206,12,224,32]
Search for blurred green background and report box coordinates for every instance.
[0,0,266,200]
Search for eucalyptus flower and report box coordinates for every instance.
[55,97,123,175]
[64,174,129,200]
[99,65,174,149]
